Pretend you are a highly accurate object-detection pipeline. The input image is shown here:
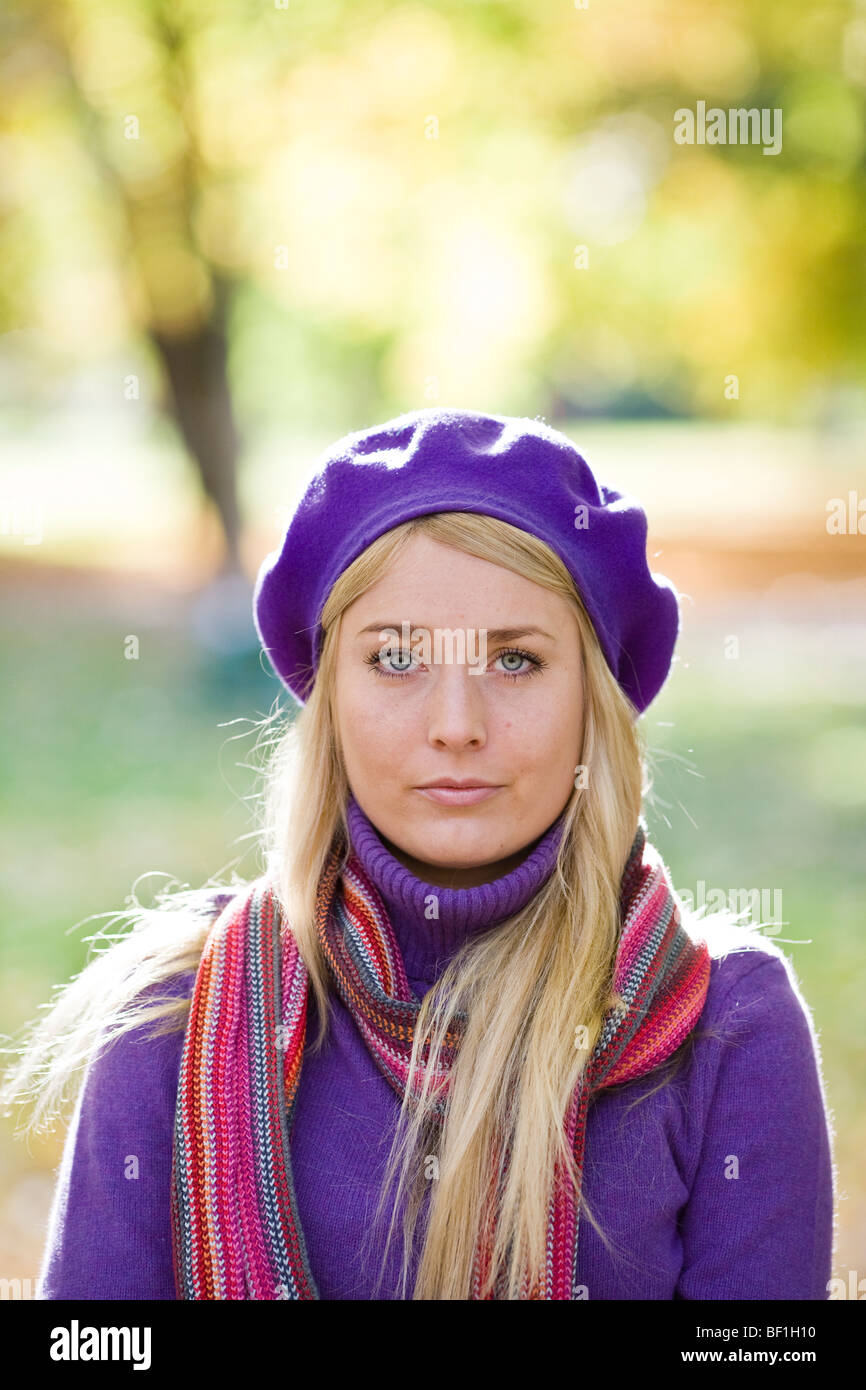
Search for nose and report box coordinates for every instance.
[425,662,487,750]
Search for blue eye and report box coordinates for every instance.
[384,648,415,673]
[498,650,528,673]
[365,647,418,679]
[494,648,546,680]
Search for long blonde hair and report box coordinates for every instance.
[1,510,746,1299]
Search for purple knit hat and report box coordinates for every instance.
[253,407,680,715]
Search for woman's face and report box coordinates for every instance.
[333,532,584,888]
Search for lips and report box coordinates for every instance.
[415,778,500,789]
[414,782,503,806]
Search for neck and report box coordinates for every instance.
[374,834,542,889]
[344,793,567,991]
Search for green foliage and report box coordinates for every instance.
[1,0,863,422]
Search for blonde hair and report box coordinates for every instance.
[1,510,748,1299]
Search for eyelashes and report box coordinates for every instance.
[363,645,548,682]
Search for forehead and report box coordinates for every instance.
[347,532,564,615]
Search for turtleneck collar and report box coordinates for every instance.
[344,792,567,992]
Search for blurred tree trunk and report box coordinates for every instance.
[151,279,242,574]
[37,0,244,577]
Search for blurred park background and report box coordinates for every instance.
[1,0,864,1296]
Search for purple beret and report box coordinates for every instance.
[252,407,680,715]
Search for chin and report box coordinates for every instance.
[401,821,505,868]
[416,846,496,871]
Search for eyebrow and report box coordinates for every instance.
[356,623,558,643]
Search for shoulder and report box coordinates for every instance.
[668,923,836,1208]
[678,919,832,1124]
[82,884,245,1084]
[85,971,197,1103]
[689,919,820,1046]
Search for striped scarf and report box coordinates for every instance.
[170,822,710,1299]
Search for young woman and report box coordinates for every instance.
[3,407,835,1300]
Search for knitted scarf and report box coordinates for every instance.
[170,823,710,1300]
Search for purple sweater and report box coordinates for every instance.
[38,798,835,1299]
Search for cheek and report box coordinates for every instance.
[339,682,410,759]
[502,682,578,742]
